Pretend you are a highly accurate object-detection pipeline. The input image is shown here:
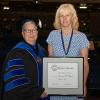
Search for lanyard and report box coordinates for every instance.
[61,29,73,55]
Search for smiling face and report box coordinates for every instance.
[22,21,38,45]
[59,8,73,28]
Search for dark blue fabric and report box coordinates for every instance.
[4,68,26,81]
[14,42,45,88]
[5,59,24,71]
[4,77,31,92]
[13,42,49,100]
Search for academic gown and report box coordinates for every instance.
[0,41,49,100]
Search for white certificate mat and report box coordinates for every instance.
[48,63,78,88]
[43,57,84,96]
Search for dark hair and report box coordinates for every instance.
[21,19,34,27]
[16,18,37,33]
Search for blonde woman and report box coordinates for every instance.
[47,4,89,99]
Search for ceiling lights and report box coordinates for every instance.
[3,6,10,10]
[79,3,88,9]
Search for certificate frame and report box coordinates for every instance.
[43,57,84,96]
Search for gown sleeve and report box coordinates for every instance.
[2,48,44,100]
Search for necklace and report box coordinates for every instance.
[61,29,73,55]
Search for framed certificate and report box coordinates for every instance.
[43,57,84,96]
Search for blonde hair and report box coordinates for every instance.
[54,4,79,31]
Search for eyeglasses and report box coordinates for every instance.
[23,29,37,33]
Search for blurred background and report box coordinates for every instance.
[0,0,100,99]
